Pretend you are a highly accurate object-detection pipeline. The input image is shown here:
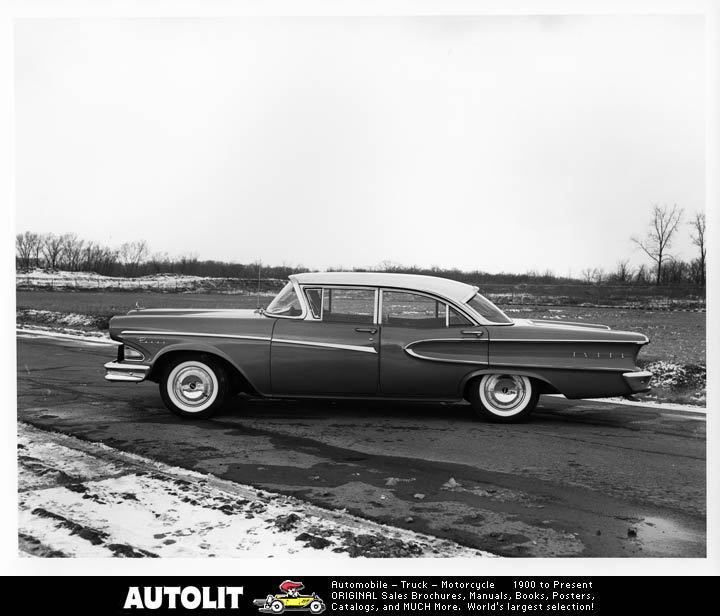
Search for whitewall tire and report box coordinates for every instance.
[468,374,539,422]
[159,356,228,419]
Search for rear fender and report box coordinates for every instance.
[460,368,559,397]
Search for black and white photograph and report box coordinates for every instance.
[4,0,718,578]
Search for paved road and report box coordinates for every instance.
[17,335,706,557]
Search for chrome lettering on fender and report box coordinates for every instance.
[573,351,625,359]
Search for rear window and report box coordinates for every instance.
[466,293,511,324]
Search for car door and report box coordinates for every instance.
[379,289,489,397]
[270,286,380,395]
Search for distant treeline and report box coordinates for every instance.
[16,230,706,287]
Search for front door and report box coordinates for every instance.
[270,287,379,395]
[379,290,489,397]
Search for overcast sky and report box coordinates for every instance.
[15,16,705,275]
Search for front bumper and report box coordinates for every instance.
[623,370,652,393]
[104,361,150,382]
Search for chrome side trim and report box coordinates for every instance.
[273,338,377,354]
[120,330,271,341]
[404,347,489,365]
[490,338,649,344]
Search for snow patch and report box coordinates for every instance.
[18,423,493,558]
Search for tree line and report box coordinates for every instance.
[15,205,706,286]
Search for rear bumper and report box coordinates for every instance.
[623,370,652,393]
[104,361,150,382]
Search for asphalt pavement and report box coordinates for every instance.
[16,334,706,557]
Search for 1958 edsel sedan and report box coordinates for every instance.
[104,272,652,422]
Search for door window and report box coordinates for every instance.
[380,291,443,328]
[304,288,322,318]
[322,288,376,324]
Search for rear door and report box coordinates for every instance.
[270,287,379,395]
[379,289,489,397]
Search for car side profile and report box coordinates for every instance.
[104,272,651,422]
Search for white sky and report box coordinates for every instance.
[14,16,705,275]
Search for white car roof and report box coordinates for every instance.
[289,272,478,304]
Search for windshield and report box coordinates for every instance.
[466,293,512,324]
[265,282,303,317]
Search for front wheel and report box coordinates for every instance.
[467,374,538,423]
[159,356,228,419]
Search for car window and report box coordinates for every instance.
[466,293,512,324]
[265,282,303,317]
[448,306,472,327]
[381,291,448,328]
[322,288,375,324]
[304,288,322,318]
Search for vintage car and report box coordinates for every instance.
[253,580,325,614]
[252,593,325,614]
[104,272,651,422]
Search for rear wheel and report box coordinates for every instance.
[467,374,538,423]
[159,356,228,419]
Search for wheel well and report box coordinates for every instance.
[147,350,255,394]
[463,373,559,400]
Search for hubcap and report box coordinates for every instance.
[482,374,527,411]
[170,364,215,409]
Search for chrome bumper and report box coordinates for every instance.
[623,370,652,393]
[104,361,150,382]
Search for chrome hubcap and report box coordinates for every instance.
[483,375,526,411]
[173,366,214,407]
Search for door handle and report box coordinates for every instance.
[461,329,485,337]
[355,327,377,335]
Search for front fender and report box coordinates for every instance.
[120,334,272,394]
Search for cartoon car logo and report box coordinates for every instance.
[253,580,326,614]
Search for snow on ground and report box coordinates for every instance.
[17,309,99,328]
[18,423,492,559]
[16,268,280,293]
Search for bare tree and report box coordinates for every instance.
[631,204,683,285]
[581,268,594,283]
[119,240,150,275]
[16,232,40,269]
[41,233,65,270]
[613,259,632,283]
[60,233,85,271]
[690,212,706,286]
